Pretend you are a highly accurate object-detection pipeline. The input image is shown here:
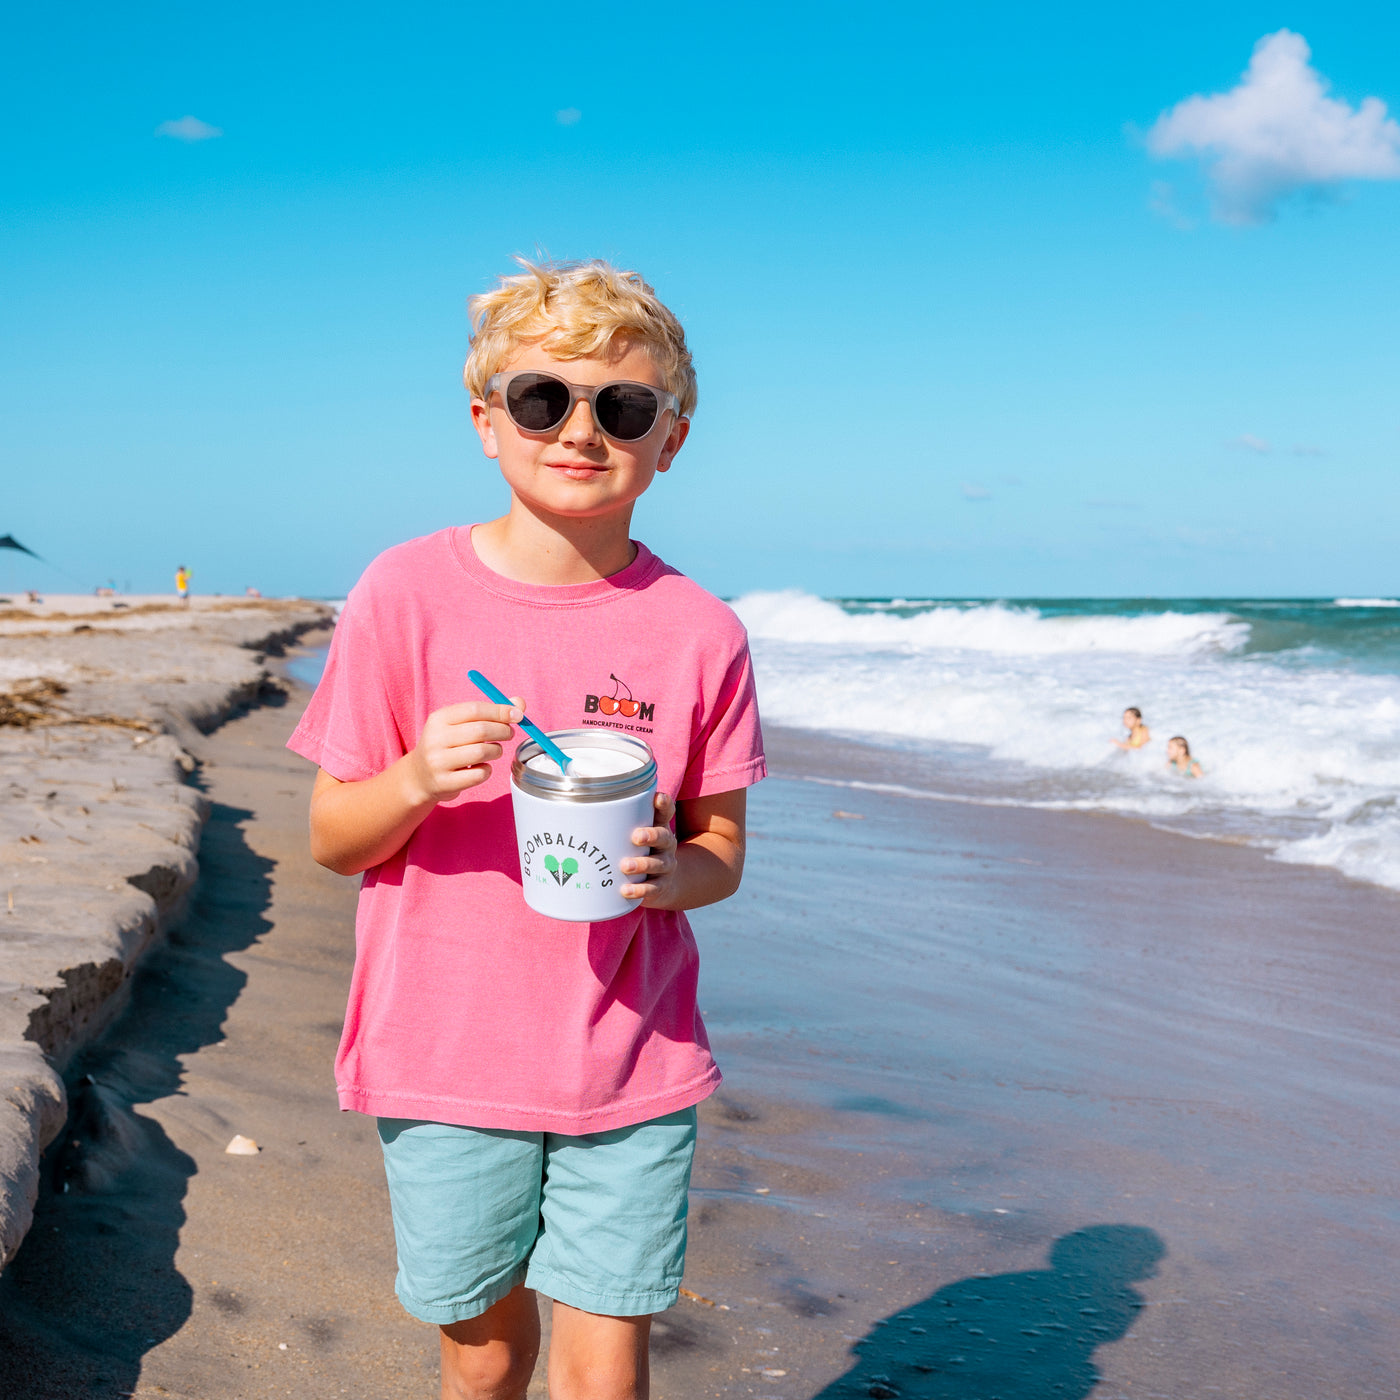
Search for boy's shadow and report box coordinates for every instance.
[814,1224,1164,1400]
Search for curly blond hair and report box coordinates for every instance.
[463,258,697,417]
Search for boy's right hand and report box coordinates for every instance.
[405,699,523,804]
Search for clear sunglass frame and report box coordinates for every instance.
[482,372,682,442]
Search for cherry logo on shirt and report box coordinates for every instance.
[584,674,654,722]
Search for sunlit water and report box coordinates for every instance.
[732,593,1400,894]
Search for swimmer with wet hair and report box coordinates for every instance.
[1113,707,1152,750]
[1166,735,1203,778]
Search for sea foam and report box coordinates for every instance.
[733,591,1400,894]
[736,591,1248,656]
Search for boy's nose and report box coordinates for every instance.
[558,396,602,446]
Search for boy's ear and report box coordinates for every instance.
[470,397,500,459]
[654,416,690,474]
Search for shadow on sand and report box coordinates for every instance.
[0,801,274,1400]
[812,1225,1165,1400]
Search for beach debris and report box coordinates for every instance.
[225,1134,260,1155]
[0,677,68,728]
[832,809,864,820]
[760,1368,787,1378]
[754,1186,771,1194]
[0,676,157,734]
[677,1285,730,1310]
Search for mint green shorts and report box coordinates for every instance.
[376,1106,697,1325]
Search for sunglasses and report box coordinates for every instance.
[483,371,681,443]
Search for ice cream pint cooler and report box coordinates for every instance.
[510,728,658,922]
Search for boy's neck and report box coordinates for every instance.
[471,502,639,586]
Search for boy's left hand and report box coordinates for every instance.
[620,792,678,906]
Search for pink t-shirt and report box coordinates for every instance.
[287,527,766,1133]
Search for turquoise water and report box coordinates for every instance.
[834,596,1400,669]
[284,648,331,690]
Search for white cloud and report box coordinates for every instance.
[961,482,992,501]
[1292,443,1327,457]
[556,108,582,126]
[155,115,222,142]
[1227,434,1271,453]
[1147,30,1400,224]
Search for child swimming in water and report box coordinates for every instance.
[1112,707,1152,751]
[1166,735,1203,778]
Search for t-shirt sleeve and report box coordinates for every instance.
[677,632,767,801]
[286,582,408,782]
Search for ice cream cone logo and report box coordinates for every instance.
[544,854,579,886]
[584,675,654,723]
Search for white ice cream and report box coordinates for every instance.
[526,746,641,779]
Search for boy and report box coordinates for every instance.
[288,259,765,1400]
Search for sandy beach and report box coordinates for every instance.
[1,680,1397,1397]
[0,596,331,1277]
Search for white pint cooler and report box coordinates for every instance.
[510,728,658,922]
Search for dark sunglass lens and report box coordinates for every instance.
[595,384,660,441]
[506,374,571,431]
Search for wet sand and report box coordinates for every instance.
[681,728,1400,1398]
[1,701,1396,1397]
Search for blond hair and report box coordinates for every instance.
[464,258,697,416]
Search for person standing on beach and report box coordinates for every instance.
[174,564,191,604]
[287,259,765,1400]
[1113,706,1151,750]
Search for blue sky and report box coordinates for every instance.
[3,2,1398,599]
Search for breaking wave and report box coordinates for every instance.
[733,591,1400,895]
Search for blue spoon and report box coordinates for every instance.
[467,669,573,776]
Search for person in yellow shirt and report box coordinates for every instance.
[175,565,191,604]
[1112,706,1151,750]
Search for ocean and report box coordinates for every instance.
[289,593,1400,896]
[732,593,1400,896]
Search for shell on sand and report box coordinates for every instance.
[224,1134,260,1155]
